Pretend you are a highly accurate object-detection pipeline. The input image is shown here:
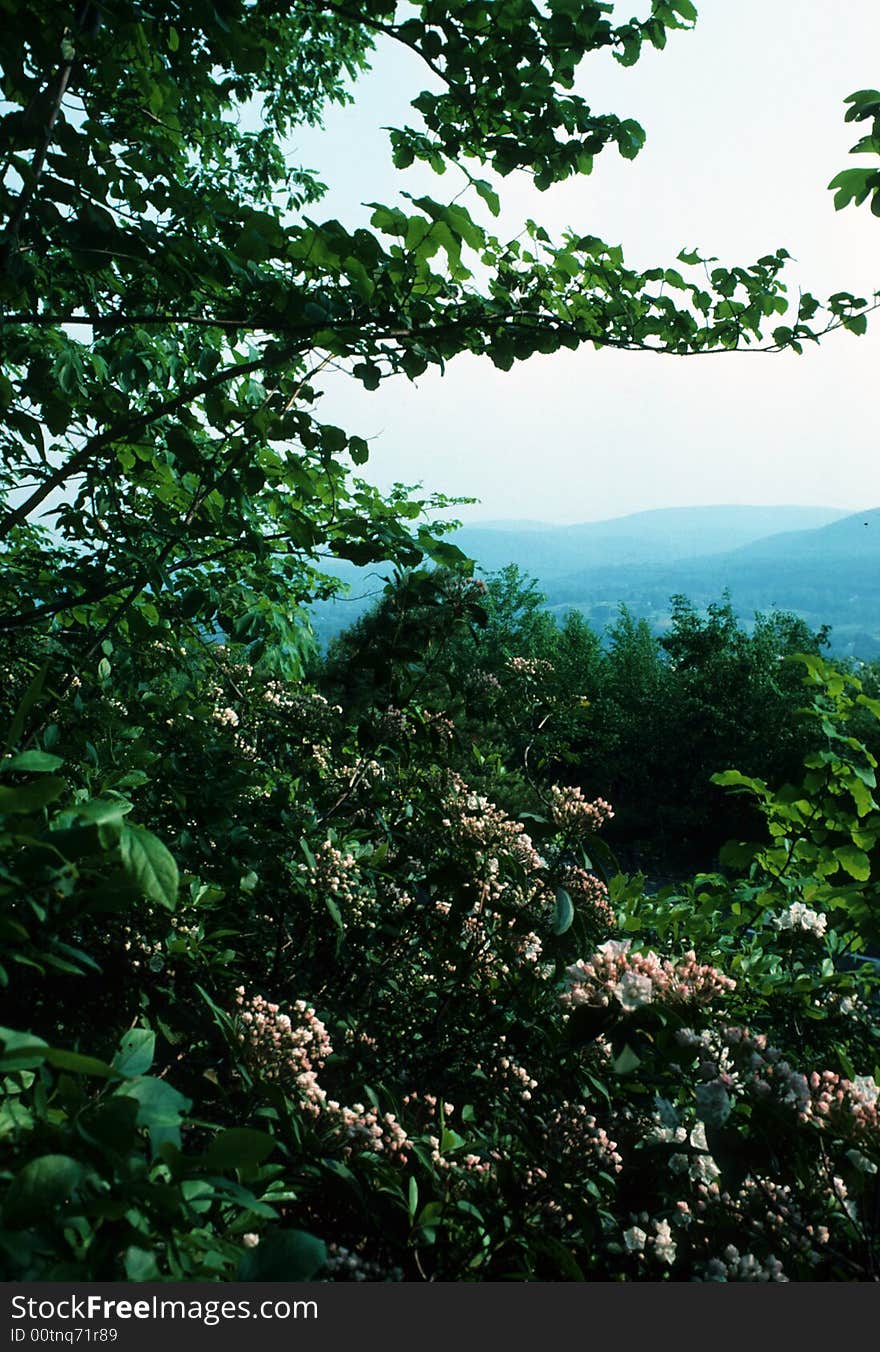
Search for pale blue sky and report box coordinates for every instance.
[291,0,880,524]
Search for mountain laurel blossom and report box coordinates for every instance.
[549,785,614,835]
[772,902,828,937]
[561,940,735,1012]
[559,865,617,929]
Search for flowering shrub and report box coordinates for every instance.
[2,619,879,1282]
[558,865,617,930]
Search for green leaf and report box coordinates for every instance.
[848,776,876,817]
[440,1127,466,1153]
[207,1177,278,1219]
[835,844,871,881]
[711,770,766,794]
[125,1246,161,1281]
[718,840,758,869]
[828,167,876,210]
[45,1048,119,1078]
[3,1155,92,1227]
[0,1027,49,1072]
[75,797,133,825]
[473,178,501,216]
[0,776,66,814]
[844,89,880,120]
[113,1028,156,1078]
[420,537,470,569]
[203,1128,277,1171]
[0,750,64,774]
[325,896,344,935]
[236,1229,326,1281]
[552,886,575,935]
[612,1043,641,1075]
[119,823,179,909]
[119,1076,191,1154]
[353,363,381,391]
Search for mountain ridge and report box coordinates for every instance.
[451,505,850,577]
[310,504,880,659]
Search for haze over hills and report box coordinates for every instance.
[311,504,880,658]
[451,506,849,576]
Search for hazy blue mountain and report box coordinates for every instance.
[308,504,880,658]
[724,506,880,563]
[540,509,880,659]
[451,505,849,578]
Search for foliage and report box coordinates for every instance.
[829,87,880,223]
[3,629,880,1280]
[0,2,875,672]
[327,572,835,868]
[587,597,831,863]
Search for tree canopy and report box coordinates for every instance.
[1,1,877,675]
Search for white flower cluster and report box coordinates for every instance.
[771,901,827,938]
[853,1075,880,1106]
[700,1245,788,1282]
[622,1217,677,1265]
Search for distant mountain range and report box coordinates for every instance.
[452,505,849,575]
[310,505,880,659]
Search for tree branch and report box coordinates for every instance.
[0,36,76,273]
[0,347,301,542]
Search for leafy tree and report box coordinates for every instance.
[582,605,674,860]
[654,597,827,851]
[1,1,874,677]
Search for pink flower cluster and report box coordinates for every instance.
[298,841,369,923]
[678,1025,880,1148]
[400,1093,495,1179]
[498,1053,538,1102]
[561,940,735,1013]
[544,1101,623,1174]
[731,1176,831,1267]
[441,774,545,878]
[623,1217,677,1265]
[559,865,616,930]
[549,785,614,835]
[424,711,455,742]
[808,1069,880,1143]
[381,881,414,914]
[457,909,545,981]
[234,988,332,1116]
[467,669,502,698]
[332,1102,411,1162]
[506,656,554,678]
[379,706,410,740]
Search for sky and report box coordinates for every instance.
[290,0,880,525]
